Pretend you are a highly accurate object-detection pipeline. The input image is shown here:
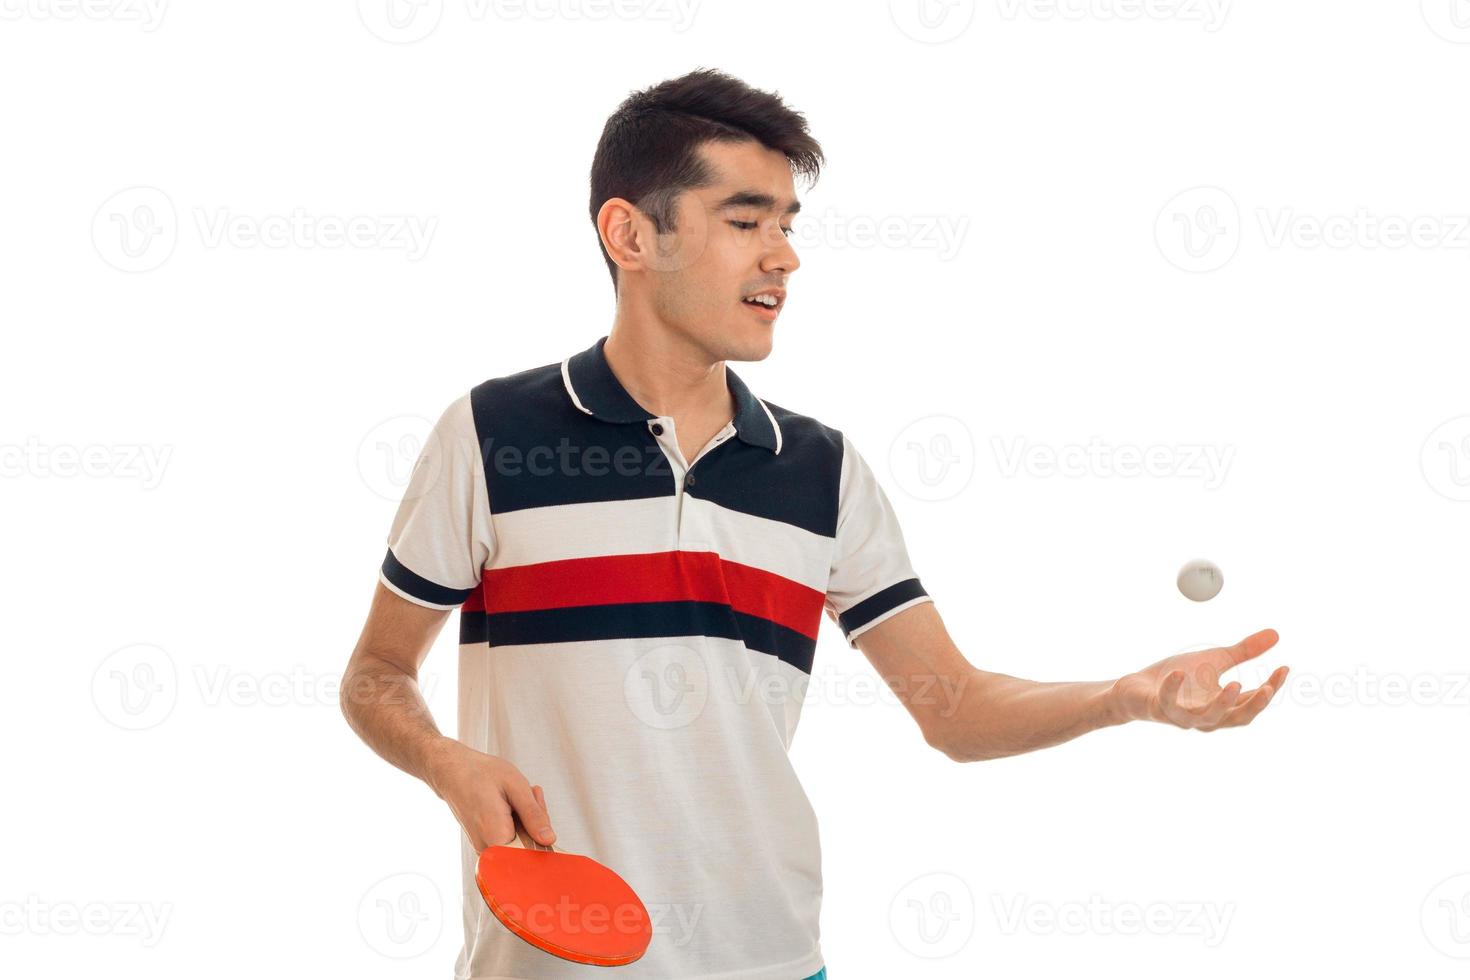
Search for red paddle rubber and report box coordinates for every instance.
[476,821,652,967]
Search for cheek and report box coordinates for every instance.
[674,263,733,313]
[652,271,715,324]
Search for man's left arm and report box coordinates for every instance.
[854,601,1290,763]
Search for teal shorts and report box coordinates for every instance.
[801,969,827,980]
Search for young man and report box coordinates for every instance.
[341,69,1290,980]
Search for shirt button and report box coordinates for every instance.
[685,474,697,488]
[650,422,664,435]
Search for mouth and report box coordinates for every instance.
[740,288,786,321]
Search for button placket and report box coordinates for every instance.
[649,418,734,538]
[647,417,690,531]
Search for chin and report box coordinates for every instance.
[723,320,775,362]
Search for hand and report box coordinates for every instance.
[1110,629,1289,731]
[428,740,557,851]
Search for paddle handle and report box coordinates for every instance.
[504,810,556,852]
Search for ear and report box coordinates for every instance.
[597,197,646,277]
[599,192,710,277]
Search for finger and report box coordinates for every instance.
[1223,664,1279,706]
[1237,667,1289,717]
[480,802,518,850]
[505,777,556,845]
[1231,666,1288,708]
[531,785,551,830]
[1220,683,1276,727]
[1222,628,1279,667]
[1157,670,1186,720]
[1193,681,1241,728]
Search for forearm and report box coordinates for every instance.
[339,653,458,795]
[936,669,1127,763]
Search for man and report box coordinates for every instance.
[341,68,1289,980]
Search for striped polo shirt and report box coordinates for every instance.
[379,335,932,980]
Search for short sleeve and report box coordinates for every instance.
[823,433,933,648]
[378,393,494,610]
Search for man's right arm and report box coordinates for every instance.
[340,581,557,850]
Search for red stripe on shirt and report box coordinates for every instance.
[477,551,824,640]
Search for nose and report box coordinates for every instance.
[763,229,800,276]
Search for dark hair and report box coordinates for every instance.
[588,68,824,295]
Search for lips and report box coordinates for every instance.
[741,296,781,320]
[740,288,785,319]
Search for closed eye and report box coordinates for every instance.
[730,220,795,238]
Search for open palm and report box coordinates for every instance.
[1113,629,1289,731]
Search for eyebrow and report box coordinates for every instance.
[714,190,802,216]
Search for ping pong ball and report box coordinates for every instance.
[1177,559,1223,602]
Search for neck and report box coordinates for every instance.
[602,316,734,424]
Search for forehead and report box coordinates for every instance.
[691,140,800,212]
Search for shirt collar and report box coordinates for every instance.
[561,335,782,454]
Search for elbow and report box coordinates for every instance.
[338,672,356,728]
[338,661,365,728]
[924,721,986,764]
[921,671,991,763]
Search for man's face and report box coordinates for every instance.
[639,139,802,363]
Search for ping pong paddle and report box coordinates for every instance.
[475,812,652,966]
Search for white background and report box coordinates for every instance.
[3,1,1468,977]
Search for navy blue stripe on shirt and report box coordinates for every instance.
[382,548,477,607]
[459,602,817,674]
[837,577,928,639]
[460,610,490,645]
[466,366,845,537]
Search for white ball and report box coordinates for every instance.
[1177,559,1224,602]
